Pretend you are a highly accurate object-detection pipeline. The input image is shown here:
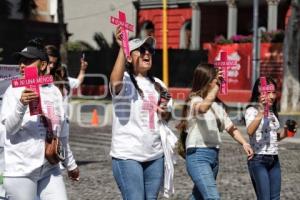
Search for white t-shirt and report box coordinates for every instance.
[0,124,5,173]
[68,77,80,90]
[60,77,79,118]
[186,96,233,149]
[110,72,171,162]
[0,84,73,176]
[245,106,280,155]
[0,123,4,148]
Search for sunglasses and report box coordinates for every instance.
[137,45,155,55]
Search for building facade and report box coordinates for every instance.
[0,0,63,64]
[64,0,136,48]
[134,0,290,49]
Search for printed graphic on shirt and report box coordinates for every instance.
[246,107,280,154]
[44,101,61,133]
[140,91,157,131]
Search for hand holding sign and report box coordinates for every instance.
[110,11,134,58]
[214,52,237,94]
[12,66,53,115]
[20,88,38,105]
[259,76,274,118]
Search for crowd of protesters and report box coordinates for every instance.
[0,29,297,200]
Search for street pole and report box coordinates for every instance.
[162,0,169,86]
[57,0,68,65]
[252,0,259,87]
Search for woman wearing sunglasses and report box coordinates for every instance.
[110,27,174,199]
[0,39,72,200]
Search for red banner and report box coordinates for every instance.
[203,43,283,102]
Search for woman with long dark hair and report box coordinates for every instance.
[177,64,253,200]
[109,26,176,199]
[245,77,291,200]
[45,46,80,181]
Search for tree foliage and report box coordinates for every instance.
[93,32,109,50]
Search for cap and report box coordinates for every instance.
[129,36,156,53]
[13,46,48,62]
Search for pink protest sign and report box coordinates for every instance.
[110,11,134,58]
[259,77,275,118]
[214,52,237,94]
[12,66,53,115]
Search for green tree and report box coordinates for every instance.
[67,41,95,52]
[94,32,109,50]
[281,0,300,112]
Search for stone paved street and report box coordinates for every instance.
[64,123,300,200]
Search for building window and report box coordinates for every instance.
[179,20,191,49]
[139,20,155,39]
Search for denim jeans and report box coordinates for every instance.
[186,147,220,200]
[248,154,281,200]
[112,157,164,200]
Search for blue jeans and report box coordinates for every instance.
[186,148,220,200]
[248,154,281,200]
[112,157,164,200]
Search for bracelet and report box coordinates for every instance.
[243,143,251,147]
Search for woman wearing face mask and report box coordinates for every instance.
[0,38,75,200]
[245,77,291,200]
[110,26,174,199]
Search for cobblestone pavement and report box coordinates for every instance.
[64,123,300,200]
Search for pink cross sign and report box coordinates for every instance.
[214,52,237,94]
[142,94,157,130]
[110,11,134,58]
[260,77,275,118]
[12,66,53,115]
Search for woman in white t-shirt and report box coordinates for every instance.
[110,27,174,199]
[245,77,290,200]
[177,64,253,200]
[0,38,74,200]
[46,45,88,181]
[46,45,88,103]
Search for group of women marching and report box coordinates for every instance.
[110,26,296,200]
[0,25,297,200]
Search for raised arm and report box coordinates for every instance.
[194,70,222,114]
[76,58,88,85]
[194,85,219,114]
[246,96,266,136]
[246,109,263,136]
[110,26,126,95]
